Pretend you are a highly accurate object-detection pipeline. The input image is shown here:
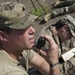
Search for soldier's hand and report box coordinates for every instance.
[39,35,59,64]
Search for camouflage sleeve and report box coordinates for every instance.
[68,3,75,13]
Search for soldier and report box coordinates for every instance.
[35,15,75,75]
[51,2,75,18]
[0,1,62,75]
[44,0,75,22]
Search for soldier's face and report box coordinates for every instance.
[57,25,72,42]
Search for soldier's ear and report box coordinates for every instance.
[0,31,7,41]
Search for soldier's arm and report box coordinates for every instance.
[29,50,63,75]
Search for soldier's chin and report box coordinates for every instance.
[25,48,32,50]
[25,46,33,50]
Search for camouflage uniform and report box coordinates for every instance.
[53,0,75,8]
[51,3,75,18]
[35,15,75,75]
[44,0,75,22]
[51,0,75,18]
